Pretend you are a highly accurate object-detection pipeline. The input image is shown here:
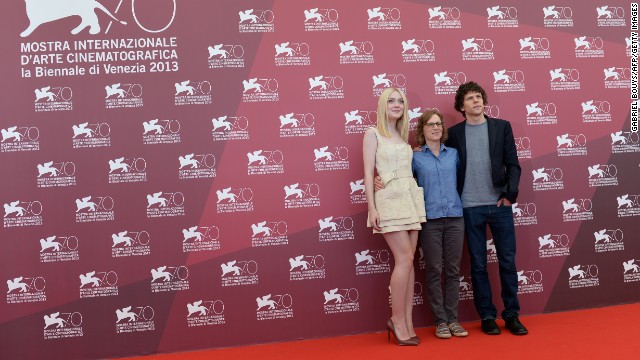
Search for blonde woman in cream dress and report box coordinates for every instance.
[363,87,426,345]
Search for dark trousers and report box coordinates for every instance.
[420,217,465,324]
[463,205,520,320]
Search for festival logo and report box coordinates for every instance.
[543,5,574,27]
[20,0,175,37]
[387,282,424,306]
[349,178,366,204]
[525,102,557,125]
[178,153,216,179]
[182,225,220,253]
[486,238,497,263]
[72,122,110,149]
[284,182,320,208]
[40,235,79,263]
[512,201,537,226]
[314,145,349,171]
[221,259,258,286]
[79,270,118,298]
[401,39,435,62]
[581,100,612,123]
[427,6,461,29]
[208,43,245,69]
[279,112,316,137]
[461,37,494,61]
[344,109,376,135]
[537,233,570,258]
[256,293,293,320]
[587,164,618,187]
[36,160,76,188]
[146,191,184,218]
[150,265,189,292]
[339,40,374,64]
[517,269,544,294]
[594,228,624,252]
[289,254,326,281]
[34,86,73,111]
[115,306,155,334]
[108,156,147,183]
[143,119,181,144]
[562,198,593,222]
[568,264,599,289]
[514,136,532,159]
[111,230,150,257]
[617,194,640,217]
[458,275,473,301]
[574,36,604,58]
[372,73,406,97]
[486,5,519,27]
[186,300,225,327]
[367,6,401,29]
[6,275,46,304]
[43,311,83,340]
[323,287,360,314]
[434,70,467,95]
[318,216,354,242]
[216,186,254,213]
[3,199,43,227]
[492,69,525,92]
[212,115,249,141]
[626,36,634,57]
[75,195,114,222]
[409,107,427,131]
[532,167,564,191]
[274,42,310,66]
[239,9,275,33]
[549,68,581,90]
[623,259,640,283]
[105,82,143,108]
[603,66,631,89]
[304,7,339,31]
[247,150,284,175]
[174,80,211,105]
[242,77,279,102]
[519,36,551,59]
[556,133,587,156]
[596,5,626,27]
[1,125,40,152]
[610,131,640,154]
[355,249,390,275]
[251,220,288,247]
[309,75,344,100]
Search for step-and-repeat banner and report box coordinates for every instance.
[1,0,638,358]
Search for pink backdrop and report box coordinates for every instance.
[1,1,638,359]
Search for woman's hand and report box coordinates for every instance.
[369,208,381,231]
[373,176,385,191]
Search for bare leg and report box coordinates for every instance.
[384,230,416,341]
[404,230,418,336]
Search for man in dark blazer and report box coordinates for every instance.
[445,81,528,335]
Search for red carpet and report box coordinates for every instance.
[126,303,638,360]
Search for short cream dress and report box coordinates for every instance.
[367,128,426,234]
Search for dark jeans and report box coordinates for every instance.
[463,205,520,320]
[420,217,465,325]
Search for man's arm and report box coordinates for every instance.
[501,121,521,204]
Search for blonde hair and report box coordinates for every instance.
[376,87,409,142]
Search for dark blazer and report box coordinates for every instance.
[445,115,521,203]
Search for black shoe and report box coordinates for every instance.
[505,316,528,335]
[481,319,501,335]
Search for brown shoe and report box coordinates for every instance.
[435,323,452,339]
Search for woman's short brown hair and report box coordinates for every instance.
[415,109,448,146]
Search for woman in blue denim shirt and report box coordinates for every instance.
[412,110,468,339]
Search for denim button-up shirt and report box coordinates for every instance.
[412,144,463,219]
